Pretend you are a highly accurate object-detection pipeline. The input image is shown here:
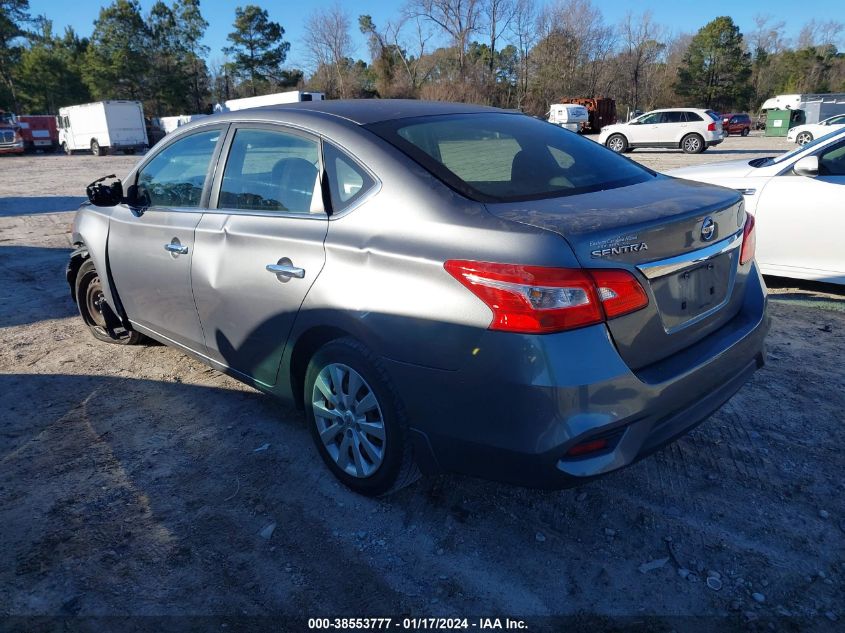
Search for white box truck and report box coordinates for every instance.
[214,90,325,113]
[58,101,148,156]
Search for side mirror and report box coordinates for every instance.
[793,155,819,178]
[86,174,123,207]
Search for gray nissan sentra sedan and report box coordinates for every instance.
[69,100,768,495]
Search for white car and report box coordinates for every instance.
[599,108,724,154]
[667,128,845,284]
[787,113,845,145]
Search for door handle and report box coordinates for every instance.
[266,263,305,279]
[164,242,188,255]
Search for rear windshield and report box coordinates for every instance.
[367,113,655,202]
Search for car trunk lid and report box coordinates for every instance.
[485,176,748,370]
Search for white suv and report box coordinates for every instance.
[599,108,724,154]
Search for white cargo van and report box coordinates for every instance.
[58,101,148,156]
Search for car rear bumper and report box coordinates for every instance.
[385,262,768,488]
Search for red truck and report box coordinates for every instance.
[18,114,59,151]
[0,110,24,155]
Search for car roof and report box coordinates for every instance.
[226,99,509,126]
[647,108,708,113]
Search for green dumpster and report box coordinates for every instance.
[765,109,805,137]
[765,110,791,136]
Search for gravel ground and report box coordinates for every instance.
[1,135,844,631]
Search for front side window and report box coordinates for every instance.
[637,112,663,124]
[136,129,220,208]
[323,142,376,212]
[823,115,845,126]
[368,113,654,202]
[819,141,845,176]
[219,128,321,214]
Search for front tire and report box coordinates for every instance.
[681,133,705,154]
[62,142,72,156]
[796,131,813,145]
[75,259,142,345]
[304,337,419,496]
[605,134,628,153]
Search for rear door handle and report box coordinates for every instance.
[266,263,305,279]
[164,242,189,255]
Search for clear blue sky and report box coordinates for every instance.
[28,0,845,71]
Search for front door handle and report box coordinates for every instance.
[266,263,305,279]
[164,242,189,255]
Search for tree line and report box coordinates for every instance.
[1,0,843,118]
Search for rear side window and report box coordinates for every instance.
[218,128,321,214]
[323,142,376,212]
[368,113,654,202]
[684,112,703,122]
[136,129,220,208]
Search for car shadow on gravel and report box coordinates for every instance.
[0,245,77,327]
[0,196,86,216]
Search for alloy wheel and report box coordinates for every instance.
[311,363,386,478]
[684,136,701,153]
[796,132,812,145]
[608,137,624,152]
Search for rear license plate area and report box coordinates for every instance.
[650,251,735,332]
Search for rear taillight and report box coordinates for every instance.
[707,122,717,132]
[589,269,650,319]
[740,213,756,265]
[444,260,648,334]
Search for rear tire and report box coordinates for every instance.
[75,259,143,345]
[681,133,705,154]
[741,127,750,137]
[796,131,813,145]
[304,337,419,496]
[605,134,628,153]
[91,140,105,156]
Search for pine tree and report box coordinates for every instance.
[675,16,752,111]
[223,5,290,96]
[82,0,150,101]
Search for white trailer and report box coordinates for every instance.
[214,90,325,113]
[58,101,148,156]
[548,104,590,132]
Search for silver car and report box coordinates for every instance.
[69,100,768,495]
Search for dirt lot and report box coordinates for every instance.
[1,135,844,630]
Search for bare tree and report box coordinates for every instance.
[618,11,665,111]
[530,0,614,111]
[508,0,536,109]
[304,4,354,98]
[748,14,788,57]
[389,15,437,92]
[797,19,844,50]
[406,0,482,75]
[482,0,516,79]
